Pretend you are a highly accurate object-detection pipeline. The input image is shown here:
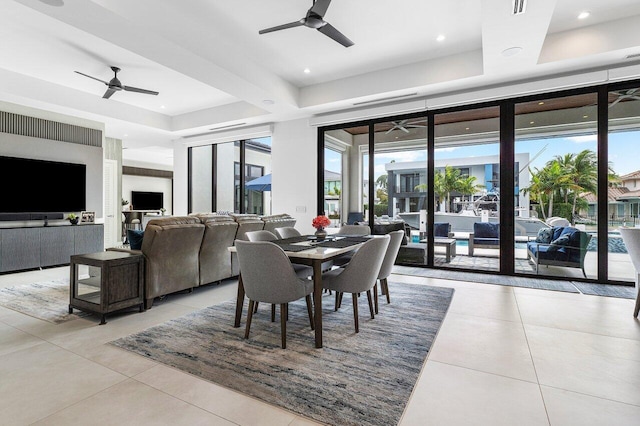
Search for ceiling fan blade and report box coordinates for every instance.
[317,22,353,47]
[75,71,108,85]
[123,85,159,96]
[310,0,332,18]
[259,21,304,35]
[102,88,116,99]
[399,126,410,134]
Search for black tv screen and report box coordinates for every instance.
[0,156,86,213]
[131,191,163,210]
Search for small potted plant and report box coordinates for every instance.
[160,208,166,216]
[67,213,79,225]
[312,215,331,240]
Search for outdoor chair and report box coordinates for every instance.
[235,241,314,349]
[321,236,390,333]
[527,226,591,278]
[346,212,364,225]
[468,222,500,256]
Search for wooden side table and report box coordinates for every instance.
[69,251,144,324]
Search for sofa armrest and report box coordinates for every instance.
[106,247,143,255]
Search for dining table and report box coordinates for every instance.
[230,235,369,348]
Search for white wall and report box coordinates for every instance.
[123,175,173,214]
[272,118,317,234]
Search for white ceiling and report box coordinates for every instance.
[2,0,640,167]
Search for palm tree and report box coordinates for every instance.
[457,175,483,205]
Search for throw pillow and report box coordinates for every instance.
[127,229,145,250]
[536,228,553,243]
[550,234,571,246]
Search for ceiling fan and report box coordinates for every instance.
[386,119,428,134]
[609,88,640,108]
[258,0,353,48]
[74,66,159,99]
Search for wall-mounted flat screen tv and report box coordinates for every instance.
[0,156,86,213]
[131,191,163,210]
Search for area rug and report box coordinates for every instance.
[111,283,454,426]
[0,279,89,324]
[393,265,580,293]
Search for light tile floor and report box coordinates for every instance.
[1,267,639,425]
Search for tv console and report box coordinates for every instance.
[0,223,104,273]
[0,213,64,222]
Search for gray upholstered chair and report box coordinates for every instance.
[374,230,405,313]
[337,224,371,236]
[246,230,278,242]
[246,229,312,316]
[332,224,372,267]
[620,227,640,318]
[235,240,314,348]
[275,226,301,239]
[321,235,390,333]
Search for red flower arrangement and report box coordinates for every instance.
[312,215,331,230]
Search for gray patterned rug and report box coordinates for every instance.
[0,279,89,323]
[111,283,454,426]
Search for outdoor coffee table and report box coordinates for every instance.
[421,238,457,262]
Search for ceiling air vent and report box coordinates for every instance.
[512,0,526,15]
[626,53,640,60]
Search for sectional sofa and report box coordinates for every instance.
[111,213,296,308]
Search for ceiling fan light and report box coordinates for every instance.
[578,11,590,20]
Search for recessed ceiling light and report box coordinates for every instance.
[578,11,590,20]
[530,121,535,125]
[465,127,470,130]
[160,105,165,109]
[502,46,523,57]
[436,34,445,42]
[303,68,311,74]
[39,0,64,6]
[583,115,589,119]
[123,134,128,137]
[538,101,545,105]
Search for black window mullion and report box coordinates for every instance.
[427,113,435,267]
[187,147,193,214]
[211,144,217,212]
[597,86,609,283]
[317,127,325,215]
[239,140,246,213]
[500,102,515,274]
[368,124,375,227]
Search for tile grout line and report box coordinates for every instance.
[513,287,552,426]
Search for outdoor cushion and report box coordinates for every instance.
[434,222,450,238]
[551,226,564,241]
[536,228,553,243]
[474,222,499,239]
[528,243,569,261]
[474,237,500,246]
[549,234,571,248]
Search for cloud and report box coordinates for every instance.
[566,135,597,143]
[435,147,458,152]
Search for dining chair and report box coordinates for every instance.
[321,235,390,333]
[235,240,314,349]
[373,230,405,313]
[337,224,371,236]
[275,226,301,239]
[332,224,372,267]
[245,230,279,241]
[245,229,313,319]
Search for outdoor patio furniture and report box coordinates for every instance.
[468,222,500,256]
[527,226,591,278]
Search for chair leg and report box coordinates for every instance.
[383,278,390,304]
[334,291,340,311]
[280,303,287,349]
[271,304,276,322]
[254,301,259,313]
[245,300,255,339]
[366,289,375,319]
[305,295,315,330]
[352,293,359,333]
[373,282,379,314]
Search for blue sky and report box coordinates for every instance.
[325,130,639,180]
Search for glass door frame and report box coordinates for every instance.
[317,77,640,286]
